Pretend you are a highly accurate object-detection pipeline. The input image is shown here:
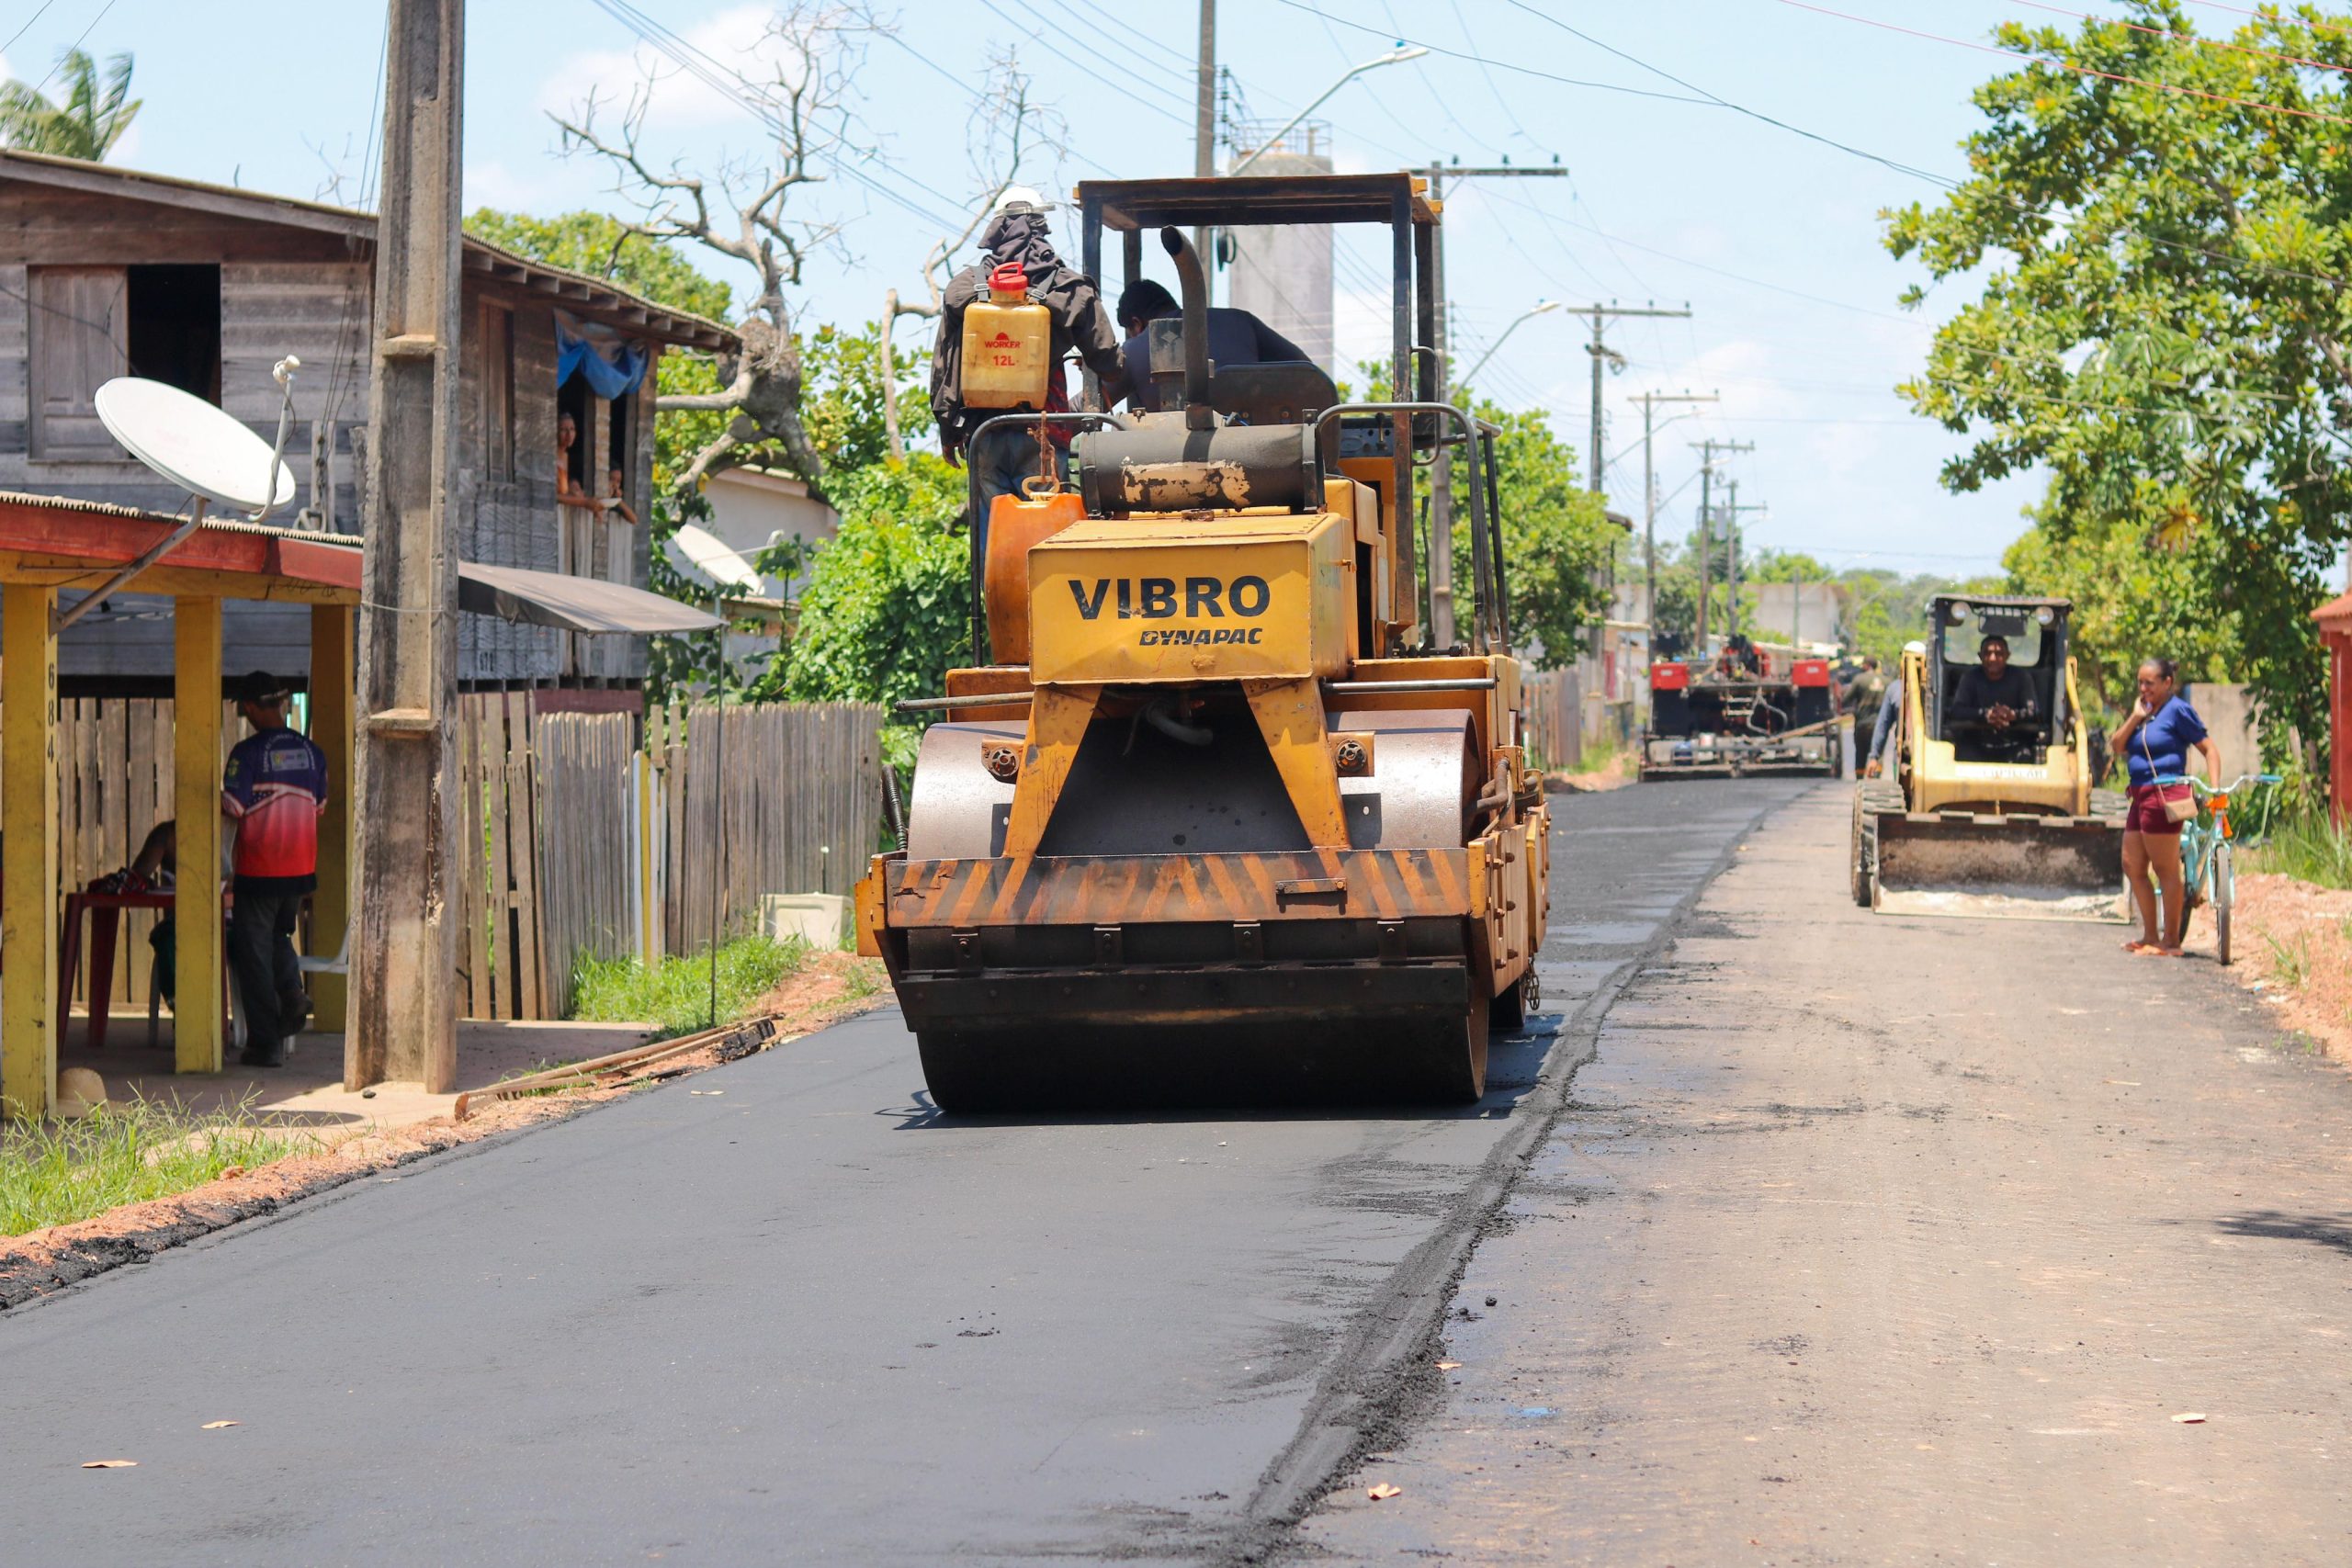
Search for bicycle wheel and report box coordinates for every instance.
[2214,840,2233,967]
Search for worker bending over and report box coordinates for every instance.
[1113,279,1313,413]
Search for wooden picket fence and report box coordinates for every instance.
[457,694,886,1020]
[34,692,884,1026]
[1521,668,1584,773]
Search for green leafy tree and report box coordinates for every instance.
[0,51,139,161]
[1883,1,2352,760]
[1456,402,1620,666]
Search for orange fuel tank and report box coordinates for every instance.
[985,480,1086,664]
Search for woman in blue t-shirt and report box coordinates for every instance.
[2108,656,2221,956]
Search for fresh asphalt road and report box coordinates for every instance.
[0,778,1802,1565]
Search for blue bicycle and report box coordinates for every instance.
[2154,772,2283,965]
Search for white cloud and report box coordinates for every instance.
[535,5,800,137]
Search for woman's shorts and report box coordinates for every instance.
[2126,783,2190,837]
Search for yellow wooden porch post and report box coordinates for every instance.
[309,604,354,1033]
[175,598,224,1074]
[1,583,59,1121]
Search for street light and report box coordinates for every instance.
[1227,44,1430,177]
[1456,299,1561,393]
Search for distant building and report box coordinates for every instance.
[700,466,838,602]
[1747,581,1850,650]
[1225,123,1335,375]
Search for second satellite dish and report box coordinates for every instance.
[665,522,767,594]
[95,376,297,515]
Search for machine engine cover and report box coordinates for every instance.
[1026,511,1354,683]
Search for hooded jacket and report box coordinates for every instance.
[930,209,1125,456]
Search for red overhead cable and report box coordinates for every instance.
[1775,0,2352,127]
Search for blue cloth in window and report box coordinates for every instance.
[555,309,648,398]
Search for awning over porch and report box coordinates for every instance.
[457,561,723,636]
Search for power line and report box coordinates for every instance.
[25,0,117,102]
[0,1,59,56]
[1775,0,2352,128]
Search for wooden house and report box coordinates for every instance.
[0,149,735,696]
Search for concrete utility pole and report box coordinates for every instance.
[1721,480,1768,638]
[353,0,464,1092]
[1193,1,1215,256]
[1632,390,1715,644]
[1689,438,1753,652]
[1426,161,1566,649]
[1567,302,1690,498]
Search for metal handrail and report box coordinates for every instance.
[1313,401,1502,655]
[960,411,1124,663]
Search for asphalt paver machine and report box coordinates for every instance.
[1640,639,1841,780]
[1850,594,2126,919]
[854,174,1550,1110]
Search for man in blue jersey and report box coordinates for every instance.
[221,671,328,1067]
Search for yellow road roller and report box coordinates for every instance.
[854,174,1549,1110]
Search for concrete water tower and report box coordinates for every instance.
[1226,120,1335,376]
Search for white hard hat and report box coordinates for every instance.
[991,185,1051,215]
[1903,639,1927,655]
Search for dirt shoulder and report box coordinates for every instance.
[0,952,888,1311]
[2221,872,2352,1062]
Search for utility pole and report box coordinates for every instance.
[1193,1,1215,256]
[1721,480,1768,639]
[353,0,464,1092]
[1566,302,1690,498]
[1425,160,1566,649]
[1689,438,1752,653]
[1632,390,1715,647]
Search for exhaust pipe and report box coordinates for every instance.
[1159,226,1214,428]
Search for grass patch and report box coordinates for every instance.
[569,934,806,1039]
[2243,805,2352,891]
[1,1094,322,1237]
[2261,929,2316,990]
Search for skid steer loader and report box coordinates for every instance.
[854,174,1548,1111]
[1850,594,2127,919]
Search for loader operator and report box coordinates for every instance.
[932,191,1127,540]
[1113,279,1314,413]
[1947,634,2041,761]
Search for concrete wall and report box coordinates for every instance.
[1226,146,1335,376]
[1747,581,1849,649]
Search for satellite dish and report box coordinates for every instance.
[666,522,766,594]
[95,375,297,515]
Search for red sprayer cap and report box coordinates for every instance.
[989,263,1029,296]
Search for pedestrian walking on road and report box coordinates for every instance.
[221,671,329,1066]
[2109,656,2220,957]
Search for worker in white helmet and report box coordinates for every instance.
[930,186,1125,545]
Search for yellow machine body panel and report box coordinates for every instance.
[1898,647,2093,816]
[1027,509,1355,684]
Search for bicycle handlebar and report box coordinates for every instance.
[2150,772,2282,795]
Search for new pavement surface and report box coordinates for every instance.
[0,778,1796,1566]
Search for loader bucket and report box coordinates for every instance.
[1873,813,2128,922]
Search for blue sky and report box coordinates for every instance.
[11,0,2076,573]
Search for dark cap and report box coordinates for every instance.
[235,671,290,705]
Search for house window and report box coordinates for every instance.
[480,299,514,479]
[28,263,220,460]
[127,265,220,402]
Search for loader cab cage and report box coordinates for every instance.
[1926,595,2072,755]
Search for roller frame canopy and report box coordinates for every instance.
[1075,174,1439,231]
[457,561,723,636]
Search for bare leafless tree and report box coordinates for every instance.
[554,4,872,493]
[554,7,1069,489]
